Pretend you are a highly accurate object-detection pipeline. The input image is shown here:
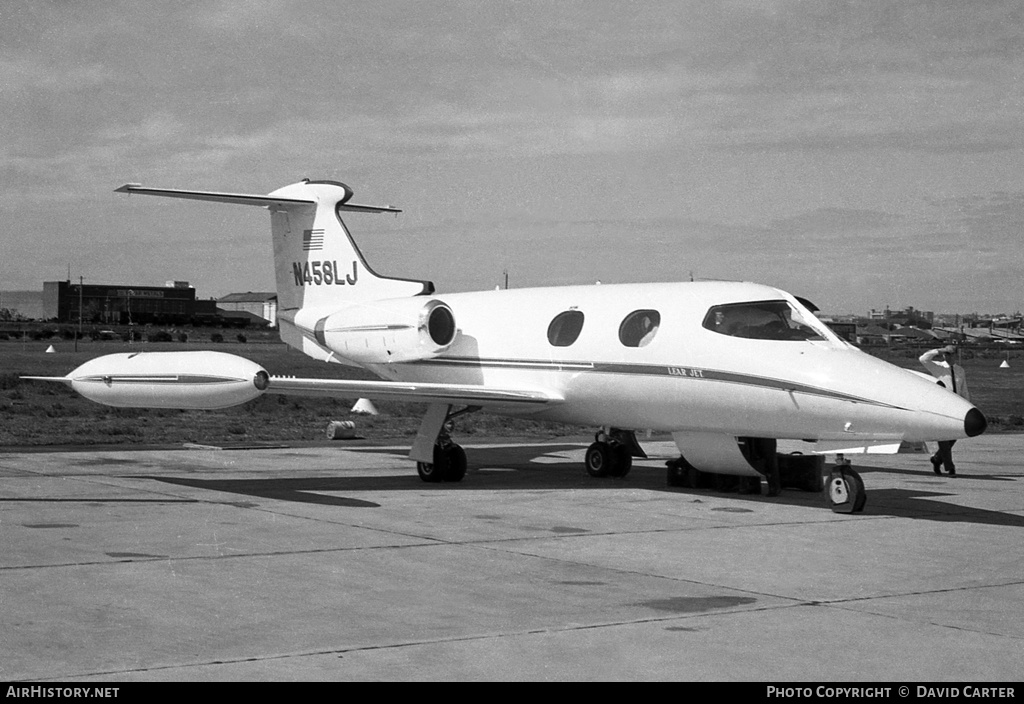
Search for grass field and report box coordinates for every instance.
[0,339,578,446]
[1,338,1021,447]
[871,346,1024,427]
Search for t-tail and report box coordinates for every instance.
[115,180,433,361]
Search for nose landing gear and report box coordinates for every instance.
[828,455,866,513]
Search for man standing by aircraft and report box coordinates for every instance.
[920,345,971,476]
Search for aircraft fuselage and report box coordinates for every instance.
[356,280,979,446]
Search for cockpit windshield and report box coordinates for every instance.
[702,300,829,341]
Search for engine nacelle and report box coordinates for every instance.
[52,351,269,409]
[314,297,457,364]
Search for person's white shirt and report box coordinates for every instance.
[920,347,970,401]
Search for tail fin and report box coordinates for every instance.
[116,180,433,354]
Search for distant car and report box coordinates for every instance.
[98,330,117,340]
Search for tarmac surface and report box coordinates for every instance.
[1,434,1022,682]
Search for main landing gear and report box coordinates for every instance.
[827,454,866,514]
[416,431,467,483]
[413,404,476,483]
[584,428,645,478]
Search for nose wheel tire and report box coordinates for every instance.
[828,466,866,513]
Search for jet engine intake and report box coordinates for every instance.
[315,298,457,364]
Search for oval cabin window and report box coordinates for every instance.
[547,310,585,347]
[619,310,660,347]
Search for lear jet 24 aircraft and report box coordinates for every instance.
[28,179,987,513]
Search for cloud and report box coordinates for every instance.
[0,57,112,94]
[2,1,1024,314]
[767,208,903,236]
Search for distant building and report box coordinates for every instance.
[43,280,197,324]
[856,324,892,345]
[824,321,857,343]
[217,292,277,327]
[892,326,940,343]
[867,306,933,326]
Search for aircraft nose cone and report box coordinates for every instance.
[965,408,987,437]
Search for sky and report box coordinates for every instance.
[3,0,1024,315]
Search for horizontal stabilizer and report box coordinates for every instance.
[267,376,562,406]
[115,183,401,212]
[115,184,316,208]
[338,202,403,214]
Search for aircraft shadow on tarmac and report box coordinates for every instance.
[143,444,1024,529]
[856,464,1019,483]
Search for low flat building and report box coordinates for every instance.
[43,280,196,324]
[217,292,277,327]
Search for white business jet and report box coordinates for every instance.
[28,179,986,513]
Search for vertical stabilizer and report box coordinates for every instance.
[266,180,432,316]
[115,179,434,360]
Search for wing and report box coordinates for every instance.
[267,376,563,407]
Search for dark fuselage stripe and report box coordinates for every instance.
[402,356,904,409]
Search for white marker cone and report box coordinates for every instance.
[351,398,378,415]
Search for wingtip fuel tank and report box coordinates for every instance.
[35,351,270,410]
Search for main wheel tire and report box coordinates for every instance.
[609,444,632,478]
[585,442,611,478]
[418,444,451,483]
[443,444,467,482]
[417,461,443,483]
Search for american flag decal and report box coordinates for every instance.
[302,229,325,251]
